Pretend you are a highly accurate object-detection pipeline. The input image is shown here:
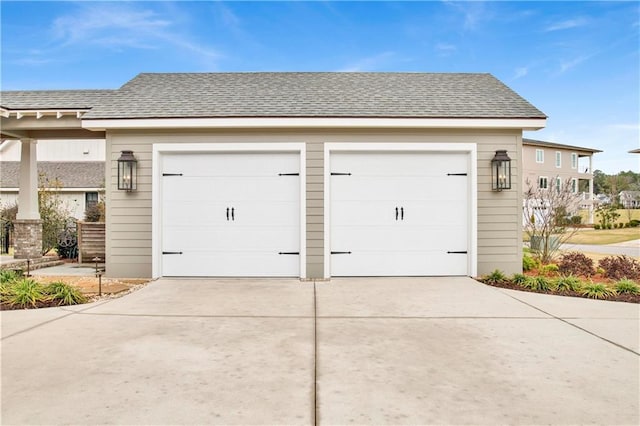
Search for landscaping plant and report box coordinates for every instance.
[483,269,507,284]
[615,279,640,295]
[523,276,553,292]
[44,281,87,306]
[581,282,617,300]
[598,255,640,280]
[522,251,539,272]
[6,278,47,308]
[512,273,528,286]
[555,275,583,292]
[558,252,595,277]
[0,269,22,284]
[522,177,581,263]
[540,263,559,276]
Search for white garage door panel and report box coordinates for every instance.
[330,151,470,276]
[162,252,299,277]
[161,152,300,277]
[331,252,468,276]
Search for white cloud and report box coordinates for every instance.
[435,42,457,54]
[558,55,590,74]
[544,17,588,32]
[442,1,491,31]
[513,67,528,80]
[50,3,219,59]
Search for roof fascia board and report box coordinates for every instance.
[83,117,547,131]
[523,140,602,153]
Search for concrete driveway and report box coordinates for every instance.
[2,277,638,425]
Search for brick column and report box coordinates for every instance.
[13,219,42,259]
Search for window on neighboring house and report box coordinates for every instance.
[571,153,578,169]
[536,149,544,163]
[571,178,578,193]
[556,177,562,193]
[538,176,548,189]
[555,151,562,168]
[85,192,99,210]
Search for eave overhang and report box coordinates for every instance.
[82,117,547,131]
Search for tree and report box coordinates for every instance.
[523,176,581,264]
[38,173,73,255]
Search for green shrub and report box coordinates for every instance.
[581,283,616,300]
[523,276,552,292]
[615,279,640,295]
[555,275,583,292]
[629,219,639,227]
[484,269,507,284]
[44,281,87,306]
[570,215,582,225]
[558,252,595,277]
[6,278,47,308]
[512,273,528,286]
[522,252,539,272]
[541,264,560,275]
[0,269,22,285]
[594,224,601,230]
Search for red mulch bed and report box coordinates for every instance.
[481,279,640,304]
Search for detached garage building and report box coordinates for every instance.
[1,72,546,279]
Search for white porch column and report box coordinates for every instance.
[14,139,43,259]
[16,139,40,220]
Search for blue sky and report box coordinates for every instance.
[1,1,638,174]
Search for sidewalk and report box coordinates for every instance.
[560,239,640,258]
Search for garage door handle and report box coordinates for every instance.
[226,207,229,221]
[395,207,399,220]
[401,207,404,220]
[231,207,235,221]
[447,251,468,254]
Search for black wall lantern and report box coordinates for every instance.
[491,150,512,191]
[117,150,137,192]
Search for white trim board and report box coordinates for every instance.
[151,143,306,279]
[323,142,478,278]
[84,117,546,131]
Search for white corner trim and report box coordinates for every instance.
[83,117,547,131]
[151,142,307,279]
[323,142,478,278]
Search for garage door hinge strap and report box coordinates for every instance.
[331,172,352,176]
[278,173,299,176]
[447,173,467,176]
[447,251,468,254]
[278,252,300,255]
[163,251,183,255]
[163,173,183,176]
[331,251,352,255]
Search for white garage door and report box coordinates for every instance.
[330,151,470,276]
[161,152,300,276]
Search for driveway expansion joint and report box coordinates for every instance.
[503,292,640,356]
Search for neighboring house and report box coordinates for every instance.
[522,138,601,223]
[619,191,640,209]
[0,161,105,219]
[0,72,547,278]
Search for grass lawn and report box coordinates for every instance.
[563,228,640,245]
[580,208,640,224]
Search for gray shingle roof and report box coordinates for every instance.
[0,162,105,189]
[0,90,114,110]
[523,138,602,153]
[82,72,546,120]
